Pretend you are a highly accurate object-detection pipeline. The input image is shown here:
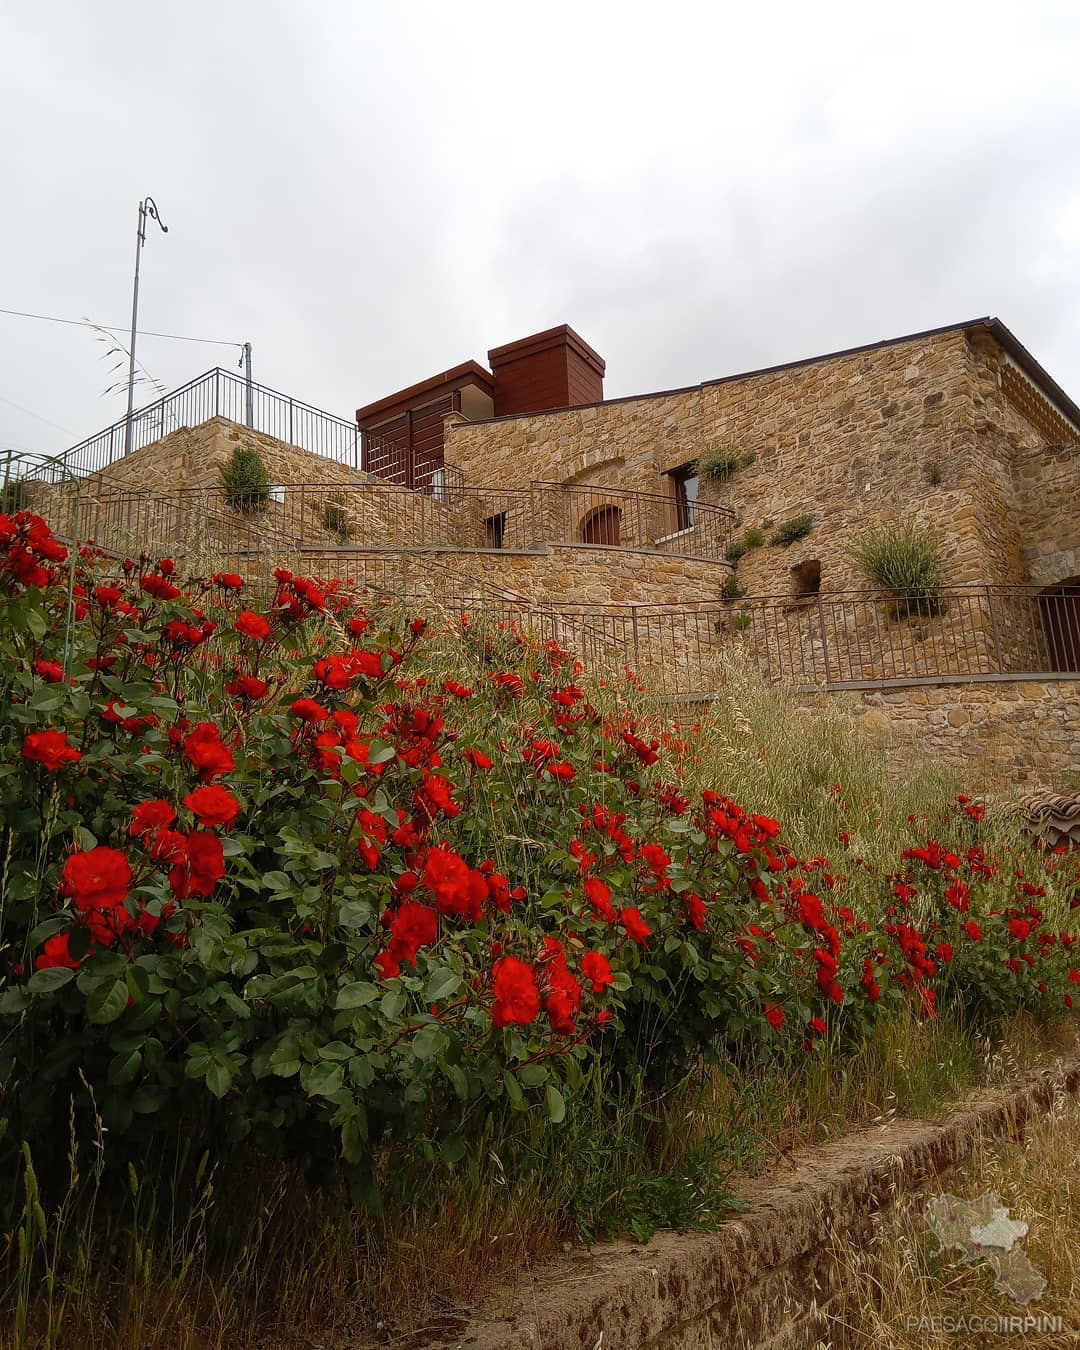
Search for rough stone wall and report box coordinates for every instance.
[698,331,983,595]
[809,678,1080,787]
[446,328,1076,602]
[967,338,1080,590]
[300,543,727,609]
[447,390,702,502]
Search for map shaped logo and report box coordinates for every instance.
[924,1192,1047,1306]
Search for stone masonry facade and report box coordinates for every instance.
[31,318,1080,788]
[446,322,1079,599]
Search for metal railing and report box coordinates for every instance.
[59,368,360,476]
[22,474,735,563]
[91,477,734,560]
[382,586,1080,695]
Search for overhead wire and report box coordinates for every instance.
[0,305,241,348]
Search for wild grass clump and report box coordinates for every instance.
[697,446,739,483]
[769,513,814,546]
[847,519,945,616]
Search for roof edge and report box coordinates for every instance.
[450,318,1080,433]
[356,359,494,427]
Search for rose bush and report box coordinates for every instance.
[0,508,1077,1202]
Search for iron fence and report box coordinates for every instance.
[86,477,735,560]
[59,368,360,476]
[387,586,1080,695]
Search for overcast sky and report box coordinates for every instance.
[2,1,1079,458]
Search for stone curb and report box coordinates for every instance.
[418,1058,1080,1350]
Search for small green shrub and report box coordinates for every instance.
[221,445,271,514]
[742,527,765,550]
[846,519,945,616]
[720,572,745,600]
[698,447,739,483]
[730,610,753,632]
[739,451,757,469]
[323,498,352,541]
[924,459,944,487]
[725,540,747,564]
[770,514,814,547]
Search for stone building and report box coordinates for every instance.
[23,315,1080,784]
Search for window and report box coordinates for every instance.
[668,463,699,532]
[581,506,621,546]
[484,511,507,549]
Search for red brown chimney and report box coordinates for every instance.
[488,324,605,417]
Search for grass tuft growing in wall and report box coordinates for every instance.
[847,519,944,617]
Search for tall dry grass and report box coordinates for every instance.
[816,1032,1080,1347]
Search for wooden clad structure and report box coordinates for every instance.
[488,325,606,417]
[355,326,606,486]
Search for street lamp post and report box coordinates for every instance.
[124,196,168,458]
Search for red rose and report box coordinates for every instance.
[686,894,707,930]
[226,674,269,700]
[381,900,439,971]
[62,847,132,931]
[314,656,351,690]
[235,611,271,640]
[182,785,240,827]
[945,881,970,912]
[290,698,329,723]
[936,942,954,963]
[351,650,383,678]
[22,729,81,772]
[140,573,182,601]
[491,956,540,1027]
[464,748,492,771]
[491,672,523,698]
[1009,917,1031,942]
[619,907,652,944]
[417,772,459,820]
[130,800,177,836]
[422,845,486,921]
[581,950,614,994]
[182,722,235,779]
[964,920,982,941]
[35,932,82,970]
[639,843,671,876]
[169,831,226,898]
[35,657,64,683]
[584,877,614,921]
[213,572,244,589]
[765,1003,785,1029]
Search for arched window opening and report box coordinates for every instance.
[1038,576,1080,672]
[581,505,621,547]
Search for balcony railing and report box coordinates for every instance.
[58,368,360,476]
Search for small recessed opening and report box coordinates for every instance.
[792,559,821,596]
[484,512,507,548]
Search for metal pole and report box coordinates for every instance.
[124,197,168,458]
[243,342,254,428]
